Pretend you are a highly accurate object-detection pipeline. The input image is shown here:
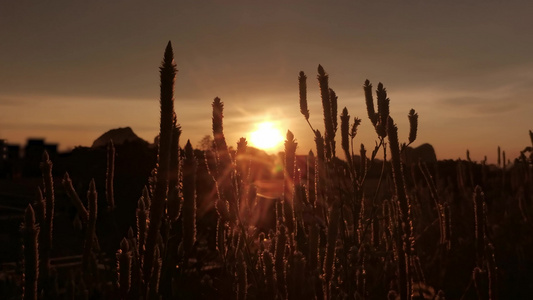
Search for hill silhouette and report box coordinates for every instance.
[91,127,148,148]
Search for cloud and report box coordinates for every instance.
[438,96,520,115]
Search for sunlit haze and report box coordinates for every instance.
[1,1,532,163]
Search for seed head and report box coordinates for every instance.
[329,88,338,134]
[351,117,362,138]
[340,107,350,156]
[363,80,377,126]
[408,109,418,144]
[376,83,390,138]
[299,71,309,120]
[212,97,224,137]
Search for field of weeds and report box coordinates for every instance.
[2,42,533,300]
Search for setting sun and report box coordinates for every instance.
[249,121,284,151]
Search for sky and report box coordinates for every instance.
[1,0,532,163]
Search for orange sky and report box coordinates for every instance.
[1,1,532,164]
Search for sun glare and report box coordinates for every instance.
[249,122,284,151]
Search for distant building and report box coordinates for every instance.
[0,140,6,160]
[6,145,20,160]
[0,140,6,177]
[0,138,60,178]
[0,140,22,179]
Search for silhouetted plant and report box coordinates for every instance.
[284,130,297,234]
[22,205,39,300]
[182,140,197,254]
[167,117,182,222]
[473,186,486,269]
[63,172,88,223]
[106,140,115,211]
[211,97,238,223]
[317,65,335,160]
[387,115,412,300]
[341,107,353,172]
[117,237,131,299]
[324,200,340,298]
[275,224,288,299]
[39,151,54,291]
[408,109,418,146]
[299,71,309,121]
[364,79,378,126]
[143,41,177,284]
[82,179,98,274]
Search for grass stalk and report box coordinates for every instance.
[82,179,98,273]
[473,186,486,268]
[39,151,54,289]
[143,41,177,284]
[62,172,88,223]
[275,224,287,299]
[167,118,182,222]
[387,115,412,300]
[22,205,39,300]
[363,79,377,126]
[106,140,115,211]
[117,238,131,299]
[284,130,297,234]
[317,65,334,160]
[182,140,197,254]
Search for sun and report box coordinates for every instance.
[249,122,284,151]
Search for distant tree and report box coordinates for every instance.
[197,135,214,151]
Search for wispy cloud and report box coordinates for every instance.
[438,96,520,115]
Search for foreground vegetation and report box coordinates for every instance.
[6,42,533,299]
